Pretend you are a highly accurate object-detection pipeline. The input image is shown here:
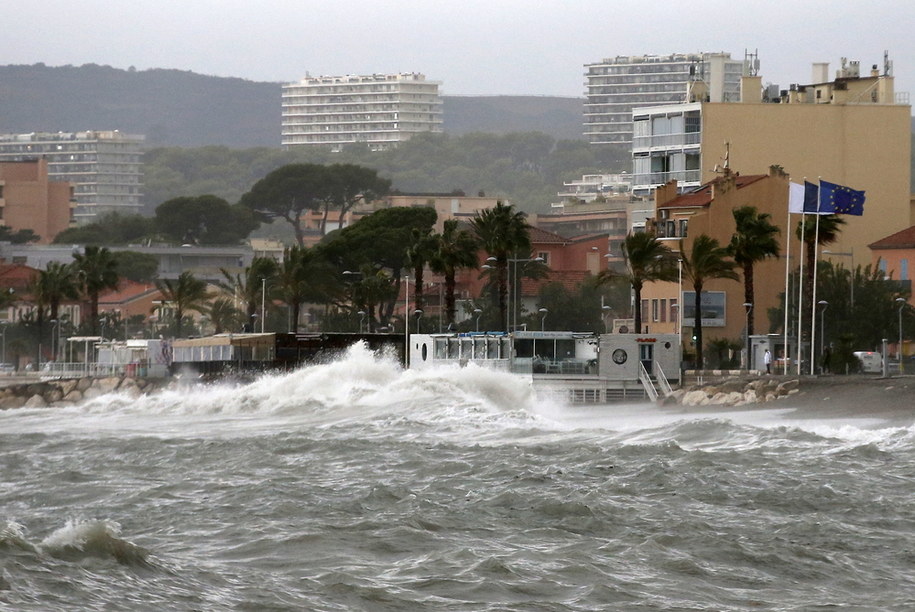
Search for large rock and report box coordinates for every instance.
[63,390,83,402]
[23,394,46,408]
[682,390,708,406]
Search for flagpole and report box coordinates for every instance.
[810,212,821,375]
[796,213,806,375]
[783,211,792,375]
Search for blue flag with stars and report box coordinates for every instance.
[818,180,866,216]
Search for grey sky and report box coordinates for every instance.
[5,0,914,100]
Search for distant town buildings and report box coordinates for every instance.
[0,158,74,243]
[281,73,443,152]
[584,52,744,145]
[0,131,144,225]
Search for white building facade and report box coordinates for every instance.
[0,131,144,224]
[281,73,443,152]
[583,52,743,145]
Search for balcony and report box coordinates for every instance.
[632,132,701,150]
[632,169,701,190]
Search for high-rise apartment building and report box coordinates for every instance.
[282,73,443,152]
[583,52,744,145]
[0,131,144,224]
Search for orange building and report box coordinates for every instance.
[0,159,74,243]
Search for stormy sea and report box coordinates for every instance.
[2,343,913,611]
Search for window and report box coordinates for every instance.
[537,252,550,266]
[641,299,649,327]
[670,298,678,324]
[902,259,909,281]
[651,299,659,322]
[679,219,688,238]
[660,299,667,323]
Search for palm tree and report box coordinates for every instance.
[208,297,243,334]
[218,256,279,330]
[469,202,531,331]
[601,231,677,334]
[681,235,739,369]
[405,227,438,314]
[34,261,79,323]
[73,246,119,334]
[275,245,333,332]
[154,271,213,338]
[430,219,480,328]
[728,206,780,335]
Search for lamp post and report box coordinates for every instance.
[743,303,753,370]
[50,319,59,362]
[357,310,366,334]
[473,308,482,332]
[822,249,854,308]
[818,300,829,373]
[0,322,6,366]
[539,307,548,332]
[601,304,612,333]
[896,297,906,371]
[414,309,423,334]
[260,277,267,333]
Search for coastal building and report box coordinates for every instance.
[555,173,631,204]
[868,225,915,300]
[281,73,443,152]
[639,168,791,359]
[0,131,144,225]
[584,52,744,145]
[631,55,912,260]
[0,159,75,243]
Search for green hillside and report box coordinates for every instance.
[0,63,585,147]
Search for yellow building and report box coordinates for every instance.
[632,57,912,262]
[641,168,790,349]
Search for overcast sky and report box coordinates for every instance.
[4,0,913,100]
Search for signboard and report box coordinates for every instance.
[681,291,726,327]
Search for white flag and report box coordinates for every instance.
[788,182,805,214]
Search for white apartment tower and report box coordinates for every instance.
[0,130,144,224]
[282,73,443,152]
[584,52,744,145]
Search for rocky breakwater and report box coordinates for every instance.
[0,376,168,409]
[665,377,800,407]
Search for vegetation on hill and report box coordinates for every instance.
[143,133,628,214]
[0,63,586,147]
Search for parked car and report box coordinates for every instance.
[853,351,883,374]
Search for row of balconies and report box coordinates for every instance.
[631,132,701,150]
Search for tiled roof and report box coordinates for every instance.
[528,226,569,245]
[658,174,768,209]
[869,225,915,250]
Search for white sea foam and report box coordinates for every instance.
[1,342,912,450]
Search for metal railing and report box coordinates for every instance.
[638,361,659,402]
[655,364,673,397]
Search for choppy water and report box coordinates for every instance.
[2,344,914,611]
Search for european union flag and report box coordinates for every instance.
[819,180,866,216]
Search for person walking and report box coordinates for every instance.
[764,349,772,374]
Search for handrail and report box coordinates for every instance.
[655,364,673,397]
[638,361,658,402]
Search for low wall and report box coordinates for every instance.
[0,376,169,409]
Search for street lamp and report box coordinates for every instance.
[260,277,267,333]
[414,309,424,333]
[896,297,906,370]
[357,310,366,334]
[818,300,829,372]
[50,319,59,362]
[822,249,854,308]
[539,307,548,332]
[743,303,753,370]
[0,322,6,366]
[601,304,612,333]
[473,308,482,332]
